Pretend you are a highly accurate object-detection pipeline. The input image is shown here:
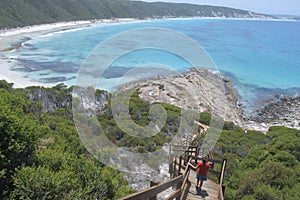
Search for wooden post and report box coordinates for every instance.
[218,159,227,185]
[169,154,174,176]
[149,181,158,200]
[173,156,177,177]
[178,155,182,174]
[211,160,214,169]
[222,185,226,196]
[176,173,183,200]
[193,155,197,165]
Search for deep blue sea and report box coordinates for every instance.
[8,18,300,115]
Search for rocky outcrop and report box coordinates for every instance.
[116,67,300,132]
[26,86,72,113]
[117,68,243,125]
[25,72,300,133]
[26,85,109,117]
[72,87,109,115]
[246,96,300,130]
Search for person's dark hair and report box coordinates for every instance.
[202,159,207,164]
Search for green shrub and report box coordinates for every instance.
[199,112,211,125]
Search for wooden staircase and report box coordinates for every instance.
[119,145,227,200]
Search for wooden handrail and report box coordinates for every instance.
[218,185,224,200]
[218,159,227,185]
[119,175,183,200]
[179,157,192,200]
[120,143,227,200]
[216,159,227,200]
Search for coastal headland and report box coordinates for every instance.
[0,19,299,132]
[116,68,300,132]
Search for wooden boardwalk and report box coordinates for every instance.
[119,145,226,200]
[184,170,220,200]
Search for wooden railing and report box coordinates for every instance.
[120,148,195,200]
[119,164,192,200]
[169,146,198,178]
[119,175,184,200]
[189,154,227,198]
[218,159,227,200]
[166,157,191,200]
[119,146,227,200]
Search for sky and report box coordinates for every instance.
[141,0,300,15]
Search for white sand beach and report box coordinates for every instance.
[0,18,138,88]
[0,16,293,88]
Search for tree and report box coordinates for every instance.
[0,88,44,196]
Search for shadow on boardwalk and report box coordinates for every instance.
[185,170,219,200]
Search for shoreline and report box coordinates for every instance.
[0,16,297,88]
[0,15,297,50]
[0,18,140,51]
[0,21,93,87]
[0,18,142,88]
[0,17,299,132]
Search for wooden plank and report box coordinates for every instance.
[119,175,183,200]
[185,170,220,200]
[188,184,219,199]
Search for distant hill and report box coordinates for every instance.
[0,0,272,29]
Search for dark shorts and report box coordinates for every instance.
[196,174,207,181]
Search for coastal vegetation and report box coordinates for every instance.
[0,81,134,199]
[0,81,299,199]
[97,91,183,152]
[210,126,300,199]
[0,0,271,29]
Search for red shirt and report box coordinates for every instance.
[196,162,210,176]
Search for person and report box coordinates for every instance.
[189,159,210,191]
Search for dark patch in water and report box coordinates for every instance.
[71,65,135,78]
[13,59,79,73]
[39,76,75,83]
[101,65,175,79]
[13,59,136,78]
[102,66,134,78]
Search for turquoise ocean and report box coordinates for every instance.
[8,19,300,116]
